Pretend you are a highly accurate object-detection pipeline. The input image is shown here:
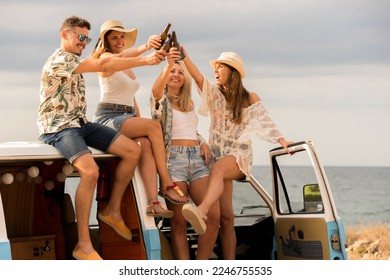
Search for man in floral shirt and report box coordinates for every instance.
[38,16,165,260]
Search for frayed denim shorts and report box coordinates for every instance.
[167,145,210,183]
[94,108,136,131]
[39,121,120,163]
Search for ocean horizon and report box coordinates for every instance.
[243,165,390,228]
[64,165,390,228]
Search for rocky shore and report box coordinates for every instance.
[346,223,390,260]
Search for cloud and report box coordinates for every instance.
[0,0,389,165]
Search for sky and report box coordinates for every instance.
[0,0,389,166]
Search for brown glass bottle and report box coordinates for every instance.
[161,34,172,52]
[171,31,185,60]
[155,23,171,50]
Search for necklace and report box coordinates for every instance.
[167,93,179,99]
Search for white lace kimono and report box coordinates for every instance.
[197,77,283,179]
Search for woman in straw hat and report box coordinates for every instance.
[92,20,188,219]
[150,48,220,260]
[180,48,294,259]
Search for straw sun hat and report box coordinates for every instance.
[98,19,137,49]
[210,52,246,78]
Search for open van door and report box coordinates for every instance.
[270,141,348,260]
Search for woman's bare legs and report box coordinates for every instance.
[165,182,190,259]
[133,137,157,200]
[181,156,242,259]
[189,176,220,260]
[120,117,187,203]
[197,156,243,217]
[166,177,220,260]
[133,137,171,215]
[100,135,141,220]
[218,181,236,259]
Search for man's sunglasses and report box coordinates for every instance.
[66,30,92,44]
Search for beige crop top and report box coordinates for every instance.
[171,108,198,140]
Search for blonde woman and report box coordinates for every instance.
[151,49,220,260]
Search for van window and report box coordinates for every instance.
[273,150,324,214]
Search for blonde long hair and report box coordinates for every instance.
[165,61,193,112]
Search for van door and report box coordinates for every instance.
[270,141,348,260]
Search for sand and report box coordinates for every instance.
[346,223,390,260]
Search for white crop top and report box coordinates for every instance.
[171,108,198,140]
[99,71,140,106]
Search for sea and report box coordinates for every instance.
[66,166,390,228]
[243,165,390,228]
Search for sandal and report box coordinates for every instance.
[182,204,207,235]
[158,184,189,204]
[146,200,174,218]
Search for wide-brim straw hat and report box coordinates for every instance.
[210,52,246,78]
[99,19,137,49]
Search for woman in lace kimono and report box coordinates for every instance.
[151,49,220,260]
[181,49,294,259]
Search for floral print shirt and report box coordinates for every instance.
[197,76,283,179]
[37,49,87,136]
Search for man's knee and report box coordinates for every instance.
[112,136,141,161]
[74,157,99,184]
[84,167,99,183]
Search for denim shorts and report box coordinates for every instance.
[167,146,210,183]
[39,121,120,163]
[94,108,136,131]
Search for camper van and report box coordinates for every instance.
[0,140,347,260]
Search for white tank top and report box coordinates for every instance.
[99,71,140,106]
[171,108,198,140]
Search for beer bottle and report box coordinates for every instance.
[171,31,186,60]
[161,34,172,52]
[155,23,171,50]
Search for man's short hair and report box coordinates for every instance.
[60,16,91,31]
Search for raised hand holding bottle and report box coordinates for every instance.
[171,31,186,60]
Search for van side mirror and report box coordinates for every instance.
[303,184,324,212]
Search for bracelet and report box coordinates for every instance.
[145,43,149,50]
